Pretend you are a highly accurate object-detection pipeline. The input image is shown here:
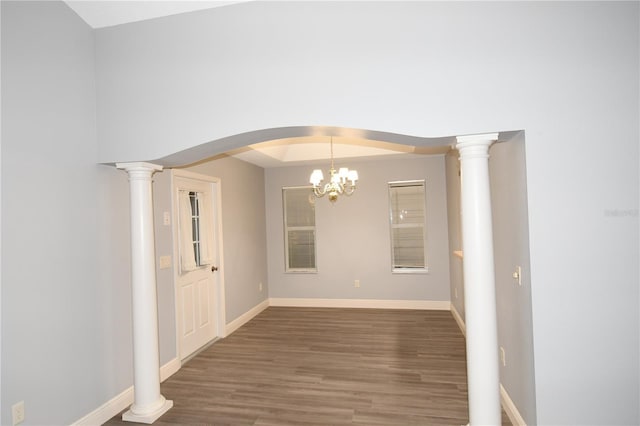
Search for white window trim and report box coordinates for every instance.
[388,180,429,274]
[283,186,318,273]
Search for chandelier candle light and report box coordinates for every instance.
[309,137,359,203]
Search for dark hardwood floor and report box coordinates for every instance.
[105,307,511,425]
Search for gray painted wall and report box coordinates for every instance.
[445,151,465,319]
[152,170,178,364]
[265,156,451,302]
[1,1,132,424]
[489,134,537,425]
[183,156,269,323]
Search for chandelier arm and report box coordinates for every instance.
[343,185,356,196]
[313,185,327,197]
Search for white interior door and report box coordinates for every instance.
[173,172,224,360]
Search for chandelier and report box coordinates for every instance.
[309,137,358,203]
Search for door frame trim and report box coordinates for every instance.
[170,169,226,362]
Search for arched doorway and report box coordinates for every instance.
[117,126,533,425]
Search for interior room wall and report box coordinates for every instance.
[182,156,269,323]
[1,1,132,424]
[95,164,134,411]
[152,170,178,365]
[445,151,464,320]
[489,133,537,425]
[265,156,451,302]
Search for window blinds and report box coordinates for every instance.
[283,187,316,271]
[389,181,427,270]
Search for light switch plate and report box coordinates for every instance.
[512,266,522,285]
[159,255,172,269]
[12,401,25,425]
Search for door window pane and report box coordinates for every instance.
[189,192,202,267]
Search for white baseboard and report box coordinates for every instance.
[160,357,181,382]
[450,302,466,336]
[225,298,270,336]
[71,357,180,426]
[269,298,450,310]
[72,386,133,426]
[500,383,527,426]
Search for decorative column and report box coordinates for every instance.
[455,134,500,425]
[116,162,173,423]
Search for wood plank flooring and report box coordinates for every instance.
[105,307,511,425]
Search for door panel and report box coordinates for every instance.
[198,278,210,328]
[174,174,221,360]
[182,284,195,336]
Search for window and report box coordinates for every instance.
[178,189,213,273]
[388,180,428,273]
[283,187,317,272]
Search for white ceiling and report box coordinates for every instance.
[65,1,242,29]
[64,1,452,168]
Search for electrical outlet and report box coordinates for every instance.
[163,211,171,226]
[259,282,263,292]
[12,401,25,425]
[354,279,360,288]
[454,287,458,299]
[500,346,506,367]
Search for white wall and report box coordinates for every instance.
[1,1,132,424]
[93,3,639,423]
[265,156,450,302]
[183,156,269,322]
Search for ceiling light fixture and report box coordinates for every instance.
[309,137,358,203]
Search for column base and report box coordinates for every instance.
[122,399,173,424]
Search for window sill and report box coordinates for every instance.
[392,267,429,274]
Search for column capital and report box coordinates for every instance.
[456,132,499,145]
[116,162,163,173]
[456,133,499,160]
